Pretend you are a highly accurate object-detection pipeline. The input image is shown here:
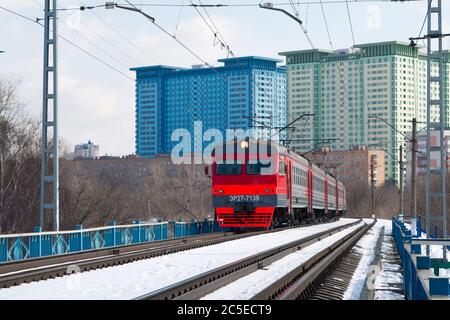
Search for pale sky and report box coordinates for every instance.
[1,0,449,156]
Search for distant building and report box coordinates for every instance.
[74,140,99,159]
[405,128,450,184]
[306,146,385,187]
[280,41,450,183]
[131,56,287,158]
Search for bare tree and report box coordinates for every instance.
[346,179,399,220]
[0,77,41,233]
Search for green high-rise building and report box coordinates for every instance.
[280,41,450,184]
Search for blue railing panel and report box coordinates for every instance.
[0,238,6,262]
[392,216,450,300]
[0,219,226,263]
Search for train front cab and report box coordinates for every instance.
[211,145,281,228]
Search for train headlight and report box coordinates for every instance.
[219,189,224,193]
[265,187,270,193]
[240,140,249,149]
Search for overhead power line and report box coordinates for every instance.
[33,0,134,72]
[114,0,428,7]
[198,0,235,56]
[56,0,428,11]
[118,0,215,67]
[344,0,370,142]
[189,0,235,57]
[75,0,143,65]
[259,3,314,49]
[0,6,134,81]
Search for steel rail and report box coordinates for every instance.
[135,219,362,300]
[251,219,375,300]
[0,231,232,274]
[0,231,264,289]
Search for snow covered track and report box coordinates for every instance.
[256,219,376,300]
[137,219,363,300]
[0,219,360,300]
[0,231,260,289]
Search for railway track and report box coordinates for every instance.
[0,217,344,289]
[0,230,265,289]
[135,219,364,300]
[253,219,376,300]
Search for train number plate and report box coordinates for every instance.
[228,195,260,202]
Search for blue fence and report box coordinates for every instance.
[0,219,225,263]
[392,217,450,300]
[172,219,225,239]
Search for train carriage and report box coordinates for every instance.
[208,140,347,228]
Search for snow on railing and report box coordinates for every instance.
[392,217,450,300]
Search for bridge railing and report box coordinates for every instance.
[397,214,445,239]
[392,217,450,300]
[171,219,224,239]
[0,219,226,263]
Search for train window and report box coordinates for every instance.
[278,161,286,176]
[246,161,274,175]
[215,161,242,175]
[313,176,324,193]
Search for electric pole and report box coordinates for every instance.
[399,145,404,217]
[410,0,448,260]
[370,156,375,219]
[410,118,417,221]
[40,0,59,231]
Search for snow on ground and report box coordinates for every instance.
[373,225,404,300]
[201,221,367,300]
[0,218,358,300]
[343,219,393,300]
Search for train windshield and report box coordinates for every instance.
[246,160,275,175]
[215,161,242,175]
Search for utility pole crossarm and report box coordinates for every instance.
[105,2,155,22]
[259,3,314,49]
[276,113,315,136]
[368,115,410,141]
[259,3,303,25]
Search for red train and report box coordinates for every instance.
[208,140,346,228]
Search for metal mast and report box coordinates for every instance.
[399,145,404,216]
[425,0,446,258]
[410,118,417,221]
[40,0,59,231]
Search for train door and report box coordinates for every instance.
[287,160,293,217]
[336,184,339,215]
[324,177,328,216]
[308,168,314,219]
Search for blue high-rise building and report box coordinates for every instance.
[131,56,286,157]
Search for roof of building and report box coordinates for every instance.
[353,40,423,48]
[280,41,427,57]
[130,65,186,72]
[279,48,332,56]
[217,56,282,63]
[130,56,283,73]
